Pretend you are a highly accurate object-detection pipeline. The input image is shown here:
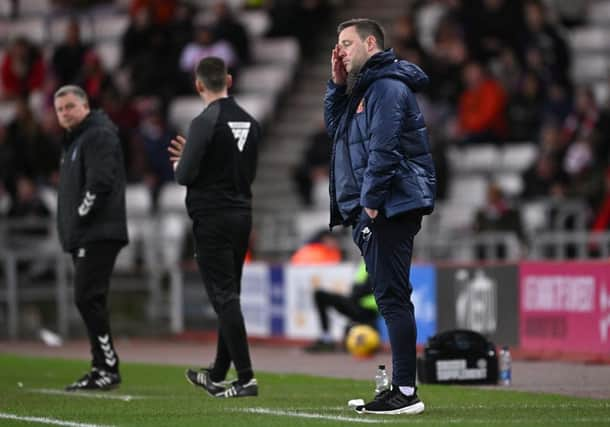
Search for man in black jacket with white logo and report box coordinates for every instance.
[54,85,128,391]
[169,57,259,398]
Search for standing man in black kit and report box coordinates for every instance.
[169,57,259,398]
[54,85,128,391]
[325,19,436,415]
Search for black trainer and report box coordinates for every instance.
[65,368,121,391]
[355,386,424,415]
[218,378,258,398]
[185,368,226,397]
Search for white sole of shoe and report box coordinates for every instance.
[356,401,425,415]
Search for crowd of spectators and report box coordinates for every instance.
[291,0,610,254]
[0,0,332,220]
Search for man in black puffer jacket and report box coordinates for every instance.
[54,85,128,391]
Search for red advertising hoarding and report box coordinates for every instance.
[520,262,610,354]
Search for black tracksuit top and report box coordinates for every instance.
[57,110,128,252]
[174,96,260,217]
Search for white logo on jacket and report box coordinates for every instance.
[228,122,251,152]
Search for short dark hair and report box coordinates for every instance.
[195,57,227,92]
[337,18,385,50]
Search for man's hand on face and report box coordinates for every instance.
[331,44,347,86]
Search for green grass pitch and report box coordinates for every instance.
[0,354,609,426]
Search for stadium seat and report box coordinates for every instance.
[15,0,52,15]
[49,16,94,44]
[448,175,488,206]
[92,14,129,42]
[593,81,609,106]
[436,202,478,233]
[157,183,188,267]
[252,37,300,69]
[295,209,330,244]
[569,27,610,53]
[168,96,204,135]
[95,41,121,71]
[588,1,610,24]
[8,17,46,44]
[0,100,16,125]
[572,54,609,84]
[234,93,274,124]
[237,9,271,38]
[115,184,153,272]
[500,143,538,172]
[235,64,292,96]
[521,200,548,237]
[447,144,501,173]
[494,172,524,197]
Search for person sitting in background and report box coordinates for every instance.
[1,37,45,99]
[473,182,523,259]
[292,122,332,207]
[51,18,92,87]
[179,26,238,86]
[290,229,342,265]
[304,261,378,353]
[457,60,507,144]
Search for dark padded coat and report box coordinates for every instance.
[57,110,128,252]
[324,49,436,227]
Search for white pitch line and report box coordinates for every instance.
[28,388,145,402]
[238,407,391,424]
[0,412,113,427]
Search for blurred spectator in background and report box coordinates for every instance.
[561,138,605,211]
[99,89,140,176]
[4,97,58,217]
[130,101,175,208]
[290,230,342,264]
[522,0,571,88]
[521,151,566,200]
[490,47,523,99]
[51,18,92,87]
[457,61,507,143]
[129,0,176,26]
[0,124,14,215]
[392,14,428,67]
[473,182,524,259]
[506,70,545,141]
[6,97,59,188]
[304,261,378,353]
[1,37,45,100]
[589,168,610,243]
[266,0,332,56]
[460,0,525,63]
[76,51,116,108]
[424,12,466,104]
[292,122,331,207]
[212,1,251,66]
[179,26,238,92]
[560,86,599,147]
[121,6,176,99]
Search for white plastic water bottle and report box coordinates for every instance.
[374,364,390,395]
[499,346,512,386]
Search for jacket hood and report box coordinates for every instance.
[356,48,429,94]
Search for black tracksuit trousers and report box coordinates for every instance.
[72,241,122,373]
[192,211,253,384]
[352,210,422,387]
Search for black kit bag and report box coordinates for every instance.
[417,329,498,384]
